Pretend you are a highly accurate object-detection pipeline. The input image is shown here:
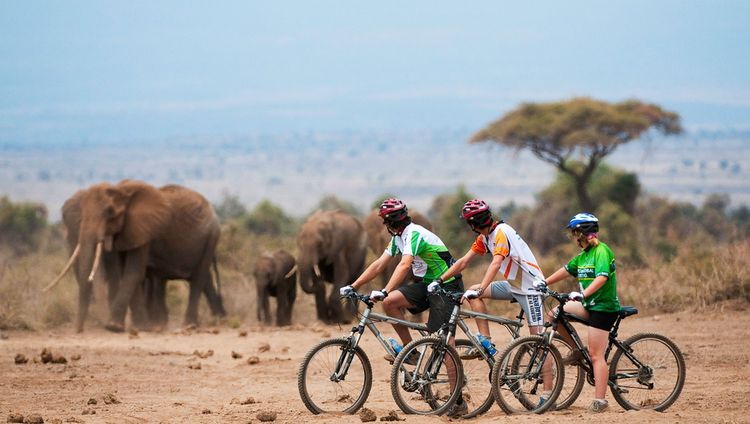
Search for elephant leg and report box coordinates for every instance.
[108,248,148,332]
[184,268,212,327]
[331,256,353,323]
[275,278,294,326]
[257,284,271,325]
[284,276,297,325]
[327,287,347,324]
[312,286,328,322]
[129,280,149,330]
[146,276,168,329]
[75,281,93,333]
[202,273,225,317]
[103,253,121,310]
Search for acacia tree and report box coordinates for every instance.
[469,97,683,212]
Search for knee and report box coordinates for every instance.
[382,297,397,312]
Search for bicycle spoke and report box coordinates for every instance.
[609,333,685,412]
[298,338,372,414]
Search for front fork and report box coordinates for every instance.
[331,323,366,382]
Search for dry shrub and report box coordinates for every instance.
[618,241,750,313]
[0,247,84,330]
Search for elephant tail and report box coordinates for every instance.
[212,257,222,298]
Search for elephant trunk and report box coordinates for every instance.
[74,236,101,332]
[44,243,81,292]
[298,262,322,294]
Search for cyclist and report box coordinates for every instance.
[340,198,467,416]
[436,199,546,342]
[539,212,620,413]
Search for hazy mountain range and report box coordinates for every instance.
[1,129,748,221]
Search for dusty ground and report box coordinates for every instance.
[1,304,747,424]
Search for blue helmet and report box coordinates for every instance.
[566,212,599,234]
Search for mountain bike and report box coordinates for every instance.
[455,306,582,417]
[297,292,431,414]
[493,284,686,413]
[388,287,567,417]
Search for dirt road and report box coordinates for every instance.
[0,305,745,424]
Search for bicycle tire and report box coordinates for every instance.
[608,332,686,412]
[490,335,564,414]
[389,336,464,416]
[551,334,585,410]
[454,339,494,418]
[297,337,372,414]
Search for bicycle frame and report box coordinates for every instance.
[544,290,647,393]
[331,294,430,381]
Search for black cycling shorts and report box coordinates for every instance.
[397,278,464,334]
[587,310,620,331]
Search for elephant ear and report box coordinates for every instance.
[113,181,172,250]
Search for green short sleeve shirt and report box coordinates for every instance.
[564,242,620,312]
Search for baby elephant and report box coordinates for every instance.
[254,249,297,326]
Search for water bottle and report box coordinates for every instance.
[388,337,403,355]
[476,333,497,356]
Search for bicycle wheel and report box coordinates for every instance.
[297,337,372,414]
[609,332,686,411]
[490,335,564,414]
[550,334,585,410]
[389,336,464,415]
[454,339,493,418]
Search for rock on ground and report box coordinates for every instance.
[22,414,44,424]
[256,411,277,422]
[7,412,24,423]
[359,408,376,422]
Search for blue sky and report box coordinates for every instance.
[1,1,749,143]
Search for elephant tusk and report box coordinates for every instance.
[284,264,298,279]
[43,243,81,292]
[87,241,103,283]
[313,264,321,278]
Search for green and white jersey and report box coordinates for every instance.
[385,223,456,283]
[564,242,620,312]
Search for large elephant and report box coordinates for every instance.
[253,249,297,326]
[46,180,225,332]
[296,210,367,324]
[362,209,433,287]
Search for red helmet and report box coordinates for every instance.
[379,198,409,224]
[461,199,492,227]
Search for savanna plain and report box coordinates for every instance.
[1,293,747,424]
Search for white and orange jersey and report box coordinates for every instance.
[470,222,544,294]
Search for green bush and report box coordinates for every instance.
[428,185,476,253]
[0,196,48,254]
[243,199,296,236]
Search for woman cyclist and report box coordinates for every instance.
[540,212,621,413]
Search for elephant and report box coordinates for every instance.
[362,209,433,287]
[46,180,225,333]
[253,249,297,326]
[296,210,367,324]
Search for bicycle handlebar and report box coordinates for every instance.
[340,291,374,307]
[427,286,464,304]
[533,284,575,304]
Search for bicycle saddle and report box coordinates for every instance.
[618,306,638,318]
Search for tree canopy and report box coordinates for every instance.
[469,97,683,211]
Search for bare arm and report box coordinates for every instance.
[351,251,393,290]
[477,254,504,292]
[545,267,572,285]
[582,275,608,298]
[439,249,477,282]
[383,255,413,293]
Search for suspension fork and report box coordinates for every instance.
[333,309,370,381]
